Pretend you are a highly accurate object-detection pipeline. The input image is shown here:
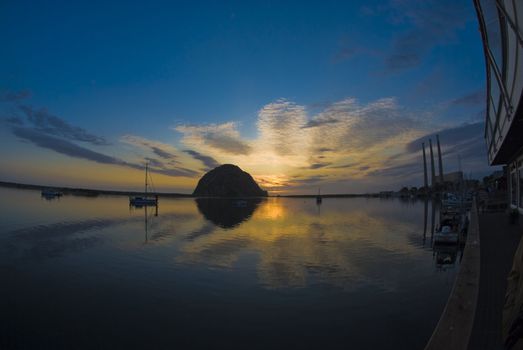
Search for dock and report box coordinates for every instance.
[425,199,523,349]
[467,212,522,349]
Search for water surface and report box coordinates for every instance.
[0,187,457,349]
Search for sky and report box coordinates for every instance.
[0,0,493,194]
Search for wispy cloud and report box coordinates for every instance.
[183,149,220,171]
[449,89,485,107]
[306,97,428,162]
[10,122,199,177]
[4,103,203,179]
[118,135,202,176]
[308,162,331,170]
[120,135,179,161]
[19,105,110,146]
[368,161,422,178]
[10,127,198,178]
[175,122,252,155]
[290,175,330,185]
[0,89,31,102]
[405,122,484,153]
[153,166,199,178]
[315,147,334,153]
[329,163,356,169]
[370,122,490,183]
[302,115,340,129]
[368,0,473,72]
[5,116,24,125]
[331,36,370,64]
[170,96,434,191]
[257,99,308,156]
[12,127,126,166]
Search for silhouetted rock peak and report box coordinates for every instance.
[193,164,268,197]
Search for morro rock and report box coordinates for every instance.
[193,164,268,197]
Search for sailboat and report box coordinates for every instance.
[41,188,63,198]
[130,162,158,207]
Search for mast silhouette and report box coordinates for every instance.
[422,142,428,190]
[145,162,148,197]
[436,134,444,184]
[429,139,436,189]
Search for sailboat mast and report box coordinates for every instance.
[145,162,148,196]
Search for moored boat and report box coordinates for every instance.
[41,188,63,198]
[434,212,461,245]
[130,162,158,207]
[434,224,459,244]
[130,196,158,206]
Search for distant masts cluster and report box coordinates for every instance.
[422,135,444,190]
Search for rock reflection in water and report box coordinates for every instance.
[195,197,264,229]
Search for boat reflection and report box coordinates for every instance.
[130,203,158,243]
[195,198,263,229]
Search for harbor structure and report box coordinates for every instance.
[429,139,436,188]
[474,1,523,212]
[422,142,429,189]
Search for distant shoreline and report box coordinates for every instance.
[0,181,192,198]
[0,180,374,198]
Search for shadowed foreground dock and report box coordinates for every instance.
[425,203,523,350]
[468,213,522,350]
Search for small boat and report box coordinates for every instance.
[434,215,460,244]
[41,188,63,198]
[442,191,474,212]
[434,225,459,244]
[130,196,158,207]
[316,188,322,204]
[130,162,158,207]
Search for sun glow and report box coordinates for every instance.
[253,199,288,220]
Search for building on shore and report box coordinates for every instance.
[474,1,523,212]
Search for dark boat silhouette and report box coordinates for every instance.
[130,162,158,207]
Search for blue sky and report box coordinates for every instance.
[0,0,491,194]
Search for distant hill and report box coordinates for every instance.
[193,164,268,197]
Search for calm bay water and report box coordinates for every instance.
[0,187,458,350]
